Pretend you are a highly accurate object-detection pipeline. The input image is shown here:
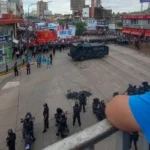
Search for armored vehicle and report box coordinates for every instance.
[68,42,109,61]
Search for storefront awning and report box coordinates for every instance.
[145,31,150,37]
[122,30,132,34]
[13,39,19,44]
[131,31,143,36]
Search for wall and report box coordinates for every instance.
[123,19,150,29]
[0,24,16,39]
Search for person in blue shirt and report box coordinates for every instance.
[105,92,150,143]
[28,56,31,64]
[36,55,41,68]
[46,57,50,69]
[42,56,46,65]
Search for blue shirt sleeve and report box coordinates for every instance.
[129,92,150,143]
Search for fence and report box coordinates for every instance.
[43,119,149,150]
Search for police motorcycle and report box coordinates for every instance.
[142,82,150,93]
[92,98,100,114]
[56,113,69,138]
[93,99,106,121]
[54,108,64,127]
[21,112,35,150]
[54,108,69,138]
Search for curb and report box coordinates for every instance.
[0,64,26,76]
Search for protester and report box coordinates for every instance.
[50,53,53,65]
[36,55,41,68]
[46,57,50,69]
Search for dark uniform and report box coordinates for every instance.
[73,103,81,126]
[43,103,49,133]
[79,93,86,112]
[14,62,18,76]
[53,45,56,55]
[50,53,53,65]
[26,63,30,75]
[129,132,139,150]
[6,129,16,150]
[23,114,35,141]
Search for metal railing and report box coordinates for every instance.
[43,119,149,150]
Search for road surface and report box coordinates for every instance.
[0,44,149,150]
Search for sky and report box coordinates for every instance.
[23,0,149,14]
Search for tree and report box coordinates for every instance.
[73,22,86,36]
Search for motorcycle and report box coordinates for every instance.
[56,114,69,139]
[92,98,100,114]
[21,112,35,150]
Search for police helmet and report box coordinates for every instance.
[93,98,99,103]
[75,100,79,106]
[8,129,13,135]
[113,92,119,97]
[43,103,47,107]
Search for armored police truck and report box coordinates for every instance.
[68,42,109,61]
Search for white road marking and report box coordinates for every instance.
[2,82,20,90]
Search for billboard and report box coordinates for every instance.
[87,20,97,30]
[140,0,150,2]
[57,25,76,38]
[82,8,89,18]
[48,23,59,30]
[108,24,115,30]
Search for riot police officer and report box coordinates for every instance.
[23,114,35,141]
[73,102,81,126]
[43,103,49,133]
[6,129,16,150]
[129,132,139,150]
[79,93,87,113]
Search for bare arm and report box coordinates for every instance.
[105,95,141,132]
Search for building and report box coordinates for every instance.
[70,0,85,10]
[0,0,23,65]
[122,14,150,37]
[94,0,101,7]
[71,0,85,16]
[37,0,48,18]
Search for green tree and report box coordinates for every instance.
[73,22,86,36]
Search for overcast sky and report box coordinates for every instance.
[23,0,149,14]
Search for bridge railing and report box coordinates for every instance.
[43,119,149,150]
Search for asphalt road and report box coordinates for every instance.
[0,44,149,150]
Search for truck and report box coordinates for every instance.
[68,42,109,61]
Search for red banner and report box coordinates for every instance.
[35,30,57,44]
[122,15,150,19]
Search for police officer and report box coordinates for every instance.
[14,62,18,76]
[129,132,139,150]
[79,93,87,113]
[26,63,30,75]
[6,129,16,150]
[73,102,81,126]
[43,103,49,133]
[23,114,35,141]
